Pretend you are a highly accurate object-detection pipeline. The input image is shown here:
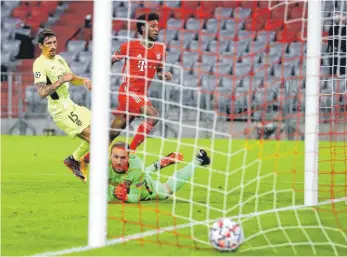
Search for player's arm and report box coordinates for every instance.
[60,56,92,90]
[113,180,144,203]
[70,75,92,90]
[156,66,172,82]
[108,185,117,202]
[156,50,172,81]
[111,43,128,65]
[33,60,75,98]
[114,171,145,203]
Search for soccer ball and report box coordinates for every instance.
[209,218,244,252]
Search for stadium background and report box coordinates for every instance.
[1,0,346,139]
[1,0,347,256]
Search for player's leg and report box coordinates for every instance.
[165,150,210,194]
[78,125,91,143]
[61,105,91,182]
[110,87,137,144]
[110,113,135,144]
[144,152,184,175]
[145,150,210,200]
[82,107,136,166]
[129,104,159,150]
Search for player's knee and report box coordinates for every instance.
[109,130,120,142]
[149,108,159,118]
[164,183,173,195]
[147,109,160,125]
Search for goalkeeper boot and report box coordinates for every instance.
[64,155,86,182]
[196,149,210,166]
[154,152,184,170]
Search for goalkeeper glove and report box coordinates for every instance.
[114,184,128,201]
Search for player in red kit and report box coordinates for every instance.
[110,12,172,151]
[81,13,172,168]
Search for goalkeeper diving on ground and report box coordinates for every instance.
[106,142,210,203]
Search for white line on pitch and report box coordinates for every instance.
[32,197,347,257]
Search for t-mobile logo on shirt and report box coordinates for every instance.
[138,60,147,71]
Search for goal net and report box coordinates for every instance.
[91,0,347,254]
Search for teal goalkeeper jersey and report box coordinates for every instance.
[108,154,150,202]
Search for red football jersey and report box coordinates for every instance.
[113,40,166,94]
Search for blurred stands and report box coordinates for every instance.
[1,0,345,121]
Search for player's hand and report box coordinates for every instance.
[62,72,75,82]
[83,78,92,90]
[114,184,128,201]
[164,72,172,82]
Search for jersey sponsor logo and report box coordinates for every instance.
[34,72,41,78]
[124,179,132,188]
[138,60,147,71]
[57,71,67,80]
[68,111,82,126]
[138,60,157,71]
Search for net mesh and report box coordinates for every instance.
[106,0,347,254]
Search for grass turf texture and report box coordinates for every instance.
[1,135,346,256]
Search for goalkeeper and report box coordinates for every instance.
[107,142,210,203]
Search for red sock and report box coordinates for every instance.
[130,122,154,150]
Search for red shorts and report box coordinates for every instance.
[112,87,152,117]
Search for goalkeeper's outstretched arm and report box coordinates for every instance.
[108,182,144,203]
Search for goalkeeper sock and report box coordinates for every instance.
[72,141,90,161]
[166,161,197,193]
[130,121,154,150]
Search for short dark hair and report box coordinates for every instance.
[136,12,160,35]
[110,141,130,153]
[37,29,56,45]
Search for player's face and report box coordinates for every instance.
[40,36,57,58]
[146,20,159,41]
[111,147,129,173]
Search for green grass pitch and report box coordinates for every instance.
[1,135,346,256]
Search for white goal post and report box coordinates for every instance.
[88,0,112,247]
[304,0,322,206]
